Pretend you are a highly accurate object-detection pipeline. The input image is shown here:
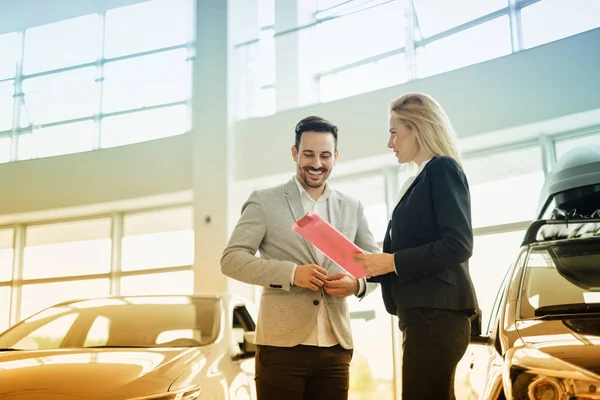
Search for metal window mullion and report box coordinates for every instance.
[95,12,107,150]
[539,134,556,175]
[508,0,523,52]
[405,0,417,81]
[9,225,25,325]
[109,213,123,296]
[9,32,25,162]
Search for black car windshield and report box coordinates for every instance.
[0,296,220,350]
[519,238,600,319]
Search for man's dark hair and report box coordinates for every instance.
[294,116,338,150]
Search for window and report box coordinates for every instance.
[320,54,406,102]
[329,174,388,243]
[256,29,275,88]
[0,136,10,163]
[121,207,194,271]
[0,287,10,333]
[120,270,194,296]
[521,0,600,49]
[347,288,394,399]
[100,104,188,148]
[255,87,276,117]
[416,16,512,78]
[463,146,544,228]
[20,67,99,126]
[83,316,110,347]
[104,0,191,58]
[0,81,15,132]
[20,279,110,321]
[554,132,600,160]
[19,121,96,160]
[0,32,19,80]
[23,14,100,74]
[17,133,33,161]
[413,0,507,38]
[0,228,14,282]
[258,0,275,27]
[470,230,526,330]
[317,0,347,10]
[102,49,189,113]
[23,219,111,280]
[13,313,78,350]
[315,1,404,72]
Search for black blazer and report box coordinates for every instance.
[372,156,479,317]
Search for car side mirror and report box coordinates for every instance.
[470,334,490,344]
[242,331,257,355]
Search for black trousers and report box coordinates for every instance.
[397,307,471,400]
[254,344,353,400]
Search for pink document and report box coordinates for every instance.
[292,212,369,279]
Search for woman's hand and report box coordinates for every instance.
[353,253,395,277]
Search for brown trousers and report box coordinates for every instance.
[254,344,353,400]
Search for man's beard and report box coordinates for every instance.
[298,166,330,188]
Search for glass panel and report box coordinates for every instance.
[328,175,387,243]
[0,136,10,163]
[0,229,14,281]
[258,0,275,27]
[463,146,544,228]
[83,316,110,347]
[413,0,507,37]
[122,207,194,271]
[0,287,10,333]
[0,32,19,80]
[315,1,404,72]
[26,121,95,159]
[100,104,188,148]
[17,133,33,161]
[120,270,194,296]
[320,54,406,102]
[0,81,14,131]
[13,313,78,350]
[21,67,99,126]
[23,219,111,280]
[103,49,188,113]
[470,230,525,330]
[347,287,394,399]
[104,0,191,58]
[256,29,275,87]
[256,88,276,117]
[521,0,600,49]
[20,279,110,321]
[318,0,347,10]
[555,132,600,160]
[417,16,512,79]
[23,14,100,74]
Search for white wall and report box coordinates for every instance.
[233,28,600,180]
[0,134,192,216]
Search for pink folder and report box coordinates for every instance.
[292,212,369,279]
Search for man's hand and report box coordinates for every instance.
[294,264,328,291]
[324,273,359,298]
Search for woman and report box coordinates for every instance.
[353,92,479,400]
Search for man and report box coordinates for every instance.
[221,116,379,400]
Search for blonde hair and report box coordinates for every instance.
[390,92,462,166]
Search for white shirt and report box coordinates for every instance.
[391,159,431,242]
[290,177,366,347]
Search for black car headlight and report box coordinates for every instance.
[127,385,201,400]
[503,348,600,399]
